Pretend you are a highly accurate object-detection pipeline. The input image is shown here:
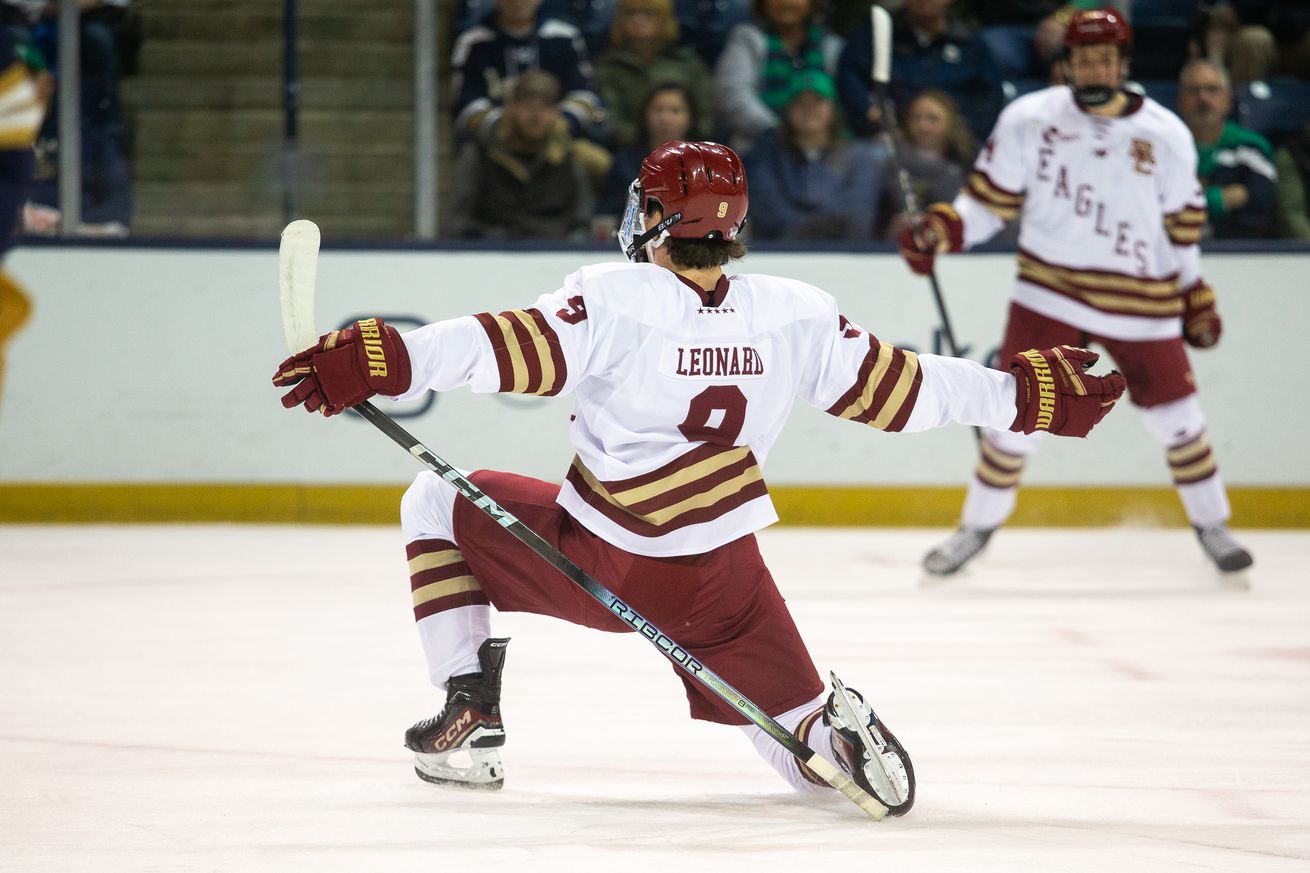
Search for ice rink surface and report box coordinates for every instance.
[1,524,1308,873]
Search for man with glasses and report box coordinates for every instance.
[1176,58,1277,240]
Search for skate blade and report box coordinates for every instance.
[828,672,908,808]
[414,747,504,790]
[918,567,966,588]
[1218,568,1252,591]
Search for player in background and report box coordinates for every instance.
[273,141,1125,804]
[900,8,1254,578]
[0,25,44,414]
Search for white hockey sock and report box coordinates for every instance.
[738,693,834,795]
[1177,474,1231,528]
[1140,397,1231,528]
[416,605,490,692]
[959,431,1035,530]
[961,478,1019,531]
[401,469,491,692]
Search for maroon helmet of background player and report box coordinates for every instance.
[618,140,748,262]
[1064,7,1133,109]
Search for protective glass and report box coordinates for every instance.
[617,179,646,262]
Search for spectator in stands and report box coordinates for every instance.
[11,0,134,235]
[595,0,713,151]
[956,1,1122,81]
[0,21,41,411]
[881,87,973,238]
[742,69,887,239]
[1177,59,1278,238]
[1275,122,1310,239]
[838,0,1003,142]
[448,71,594,241]
[713,0,844,151]
[594,81,697,236]
[1194,1,1310,85]
[452,0,605,143]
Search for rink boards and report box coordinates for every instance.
[1,245,1304,525]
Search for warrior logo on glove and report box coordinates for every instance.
[1009,345,1126,437]
[272,317,413,416]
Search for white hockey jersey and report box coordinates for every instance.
[396,262,1017,556]
[955,86,1207,341]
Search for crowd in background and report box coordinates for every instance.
[2,0,136,237]
[1,1,1310,243]
[447,0,1310,243]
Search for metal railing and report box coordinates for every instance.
[56,0,80,235]
[49,0,441,240]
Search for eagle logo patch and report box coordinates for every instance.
[1130,138,1156,175]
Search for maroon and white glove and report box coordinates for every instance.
[272,317,412,416]
[1181,281,1222,348]
[1009,345,1126,437]
[897,203,964,276]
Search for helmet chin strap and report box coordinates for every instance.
[626,210,682,263]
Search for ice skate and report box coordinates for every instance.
[1195,524,1254,574]
[405,637,509,790]
[922,526,993,577]
[825,673,915,816]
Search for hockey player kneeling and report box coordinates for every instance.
[273,141,1125,811]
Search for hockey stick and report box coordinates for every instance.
[277,221,889,821]
[870,6,978,443]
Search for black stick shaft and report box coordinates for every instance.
[876,90,980,443]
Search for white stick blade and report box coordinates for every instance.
[871,6,892,85]
[804,755,887,820]
[279,219,321,354]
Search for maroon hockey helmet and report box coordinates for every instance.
[619,141,748,261]
[1064,7,1133,53]
[640,141,748,240]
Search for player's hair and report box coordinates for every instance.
[648,200,748,267]
[664,236,749,269]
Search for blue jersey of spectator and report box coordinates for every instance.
[743,69,887,240]
[452,0,605,141]
[838,1,1003,143]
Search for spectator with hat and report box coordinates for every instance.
[448,70,594,241]
[714,0,845,151]
[742,68,887,240]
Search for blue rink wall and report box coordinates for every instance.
[1,242,1305,526]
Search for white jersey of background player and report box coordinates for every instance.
[273,141,1124,807]
[898,8,1253,577]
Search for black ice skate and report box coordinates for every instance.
[825,672,915,816]
[922,526,993,576]
[405,637,509,790]
[1195,524,1254,574]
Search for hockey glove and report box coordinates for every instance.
[1181,281,1222,348]
[272,317,413,416]
[897,203,964,276]
[1009,345,1126,437]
